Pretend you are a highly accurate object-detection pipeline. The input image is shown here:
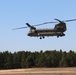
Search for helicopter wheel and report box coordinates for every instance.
[63,34,65,36]
[61,33,65,36]
[40,37,42,39]
[57,36,59,38]
[39,36,45,39]
[43,36,45,39]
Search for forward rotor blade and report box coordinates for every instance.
[63,19,76,22]
[12,27,27,30]
[33,21,57,26]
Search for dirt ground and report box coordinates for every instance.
[0,67,76,75]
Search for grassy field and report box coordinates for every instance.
[0,67,76,75]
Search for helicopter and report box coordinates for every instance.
[13,18,76,39]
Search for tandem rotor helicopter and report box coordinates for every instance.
[13,18,76,39]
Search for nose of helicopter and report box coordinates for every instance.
[27,33,31,36]
[27,32,37,37]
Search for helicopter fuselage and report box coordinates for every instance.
[27,22,66,39]
[28,28,64,36]
[28,28,65,38]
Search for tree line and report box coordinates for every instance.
[0,50,76,69]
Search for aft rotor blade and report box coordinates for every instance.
[12,27,27,30]
[33,21,57,26]
[63,19,76,22]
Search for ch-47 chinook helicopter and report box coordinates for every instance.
[13,18,76,39]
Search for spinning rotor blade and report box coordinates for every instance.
[33,18,76,26]
[12,27,27,30]
[63,19,76,22]
[12,18,76,30]
[33,21,57,26]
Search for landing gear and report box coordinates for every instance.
[63,33,65,36]
[40,37,42,39]
[61,33,65,37]
[57,36,59,38]
[40,36,45,39]
[57,33,65,38]
[43,36,45,39]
